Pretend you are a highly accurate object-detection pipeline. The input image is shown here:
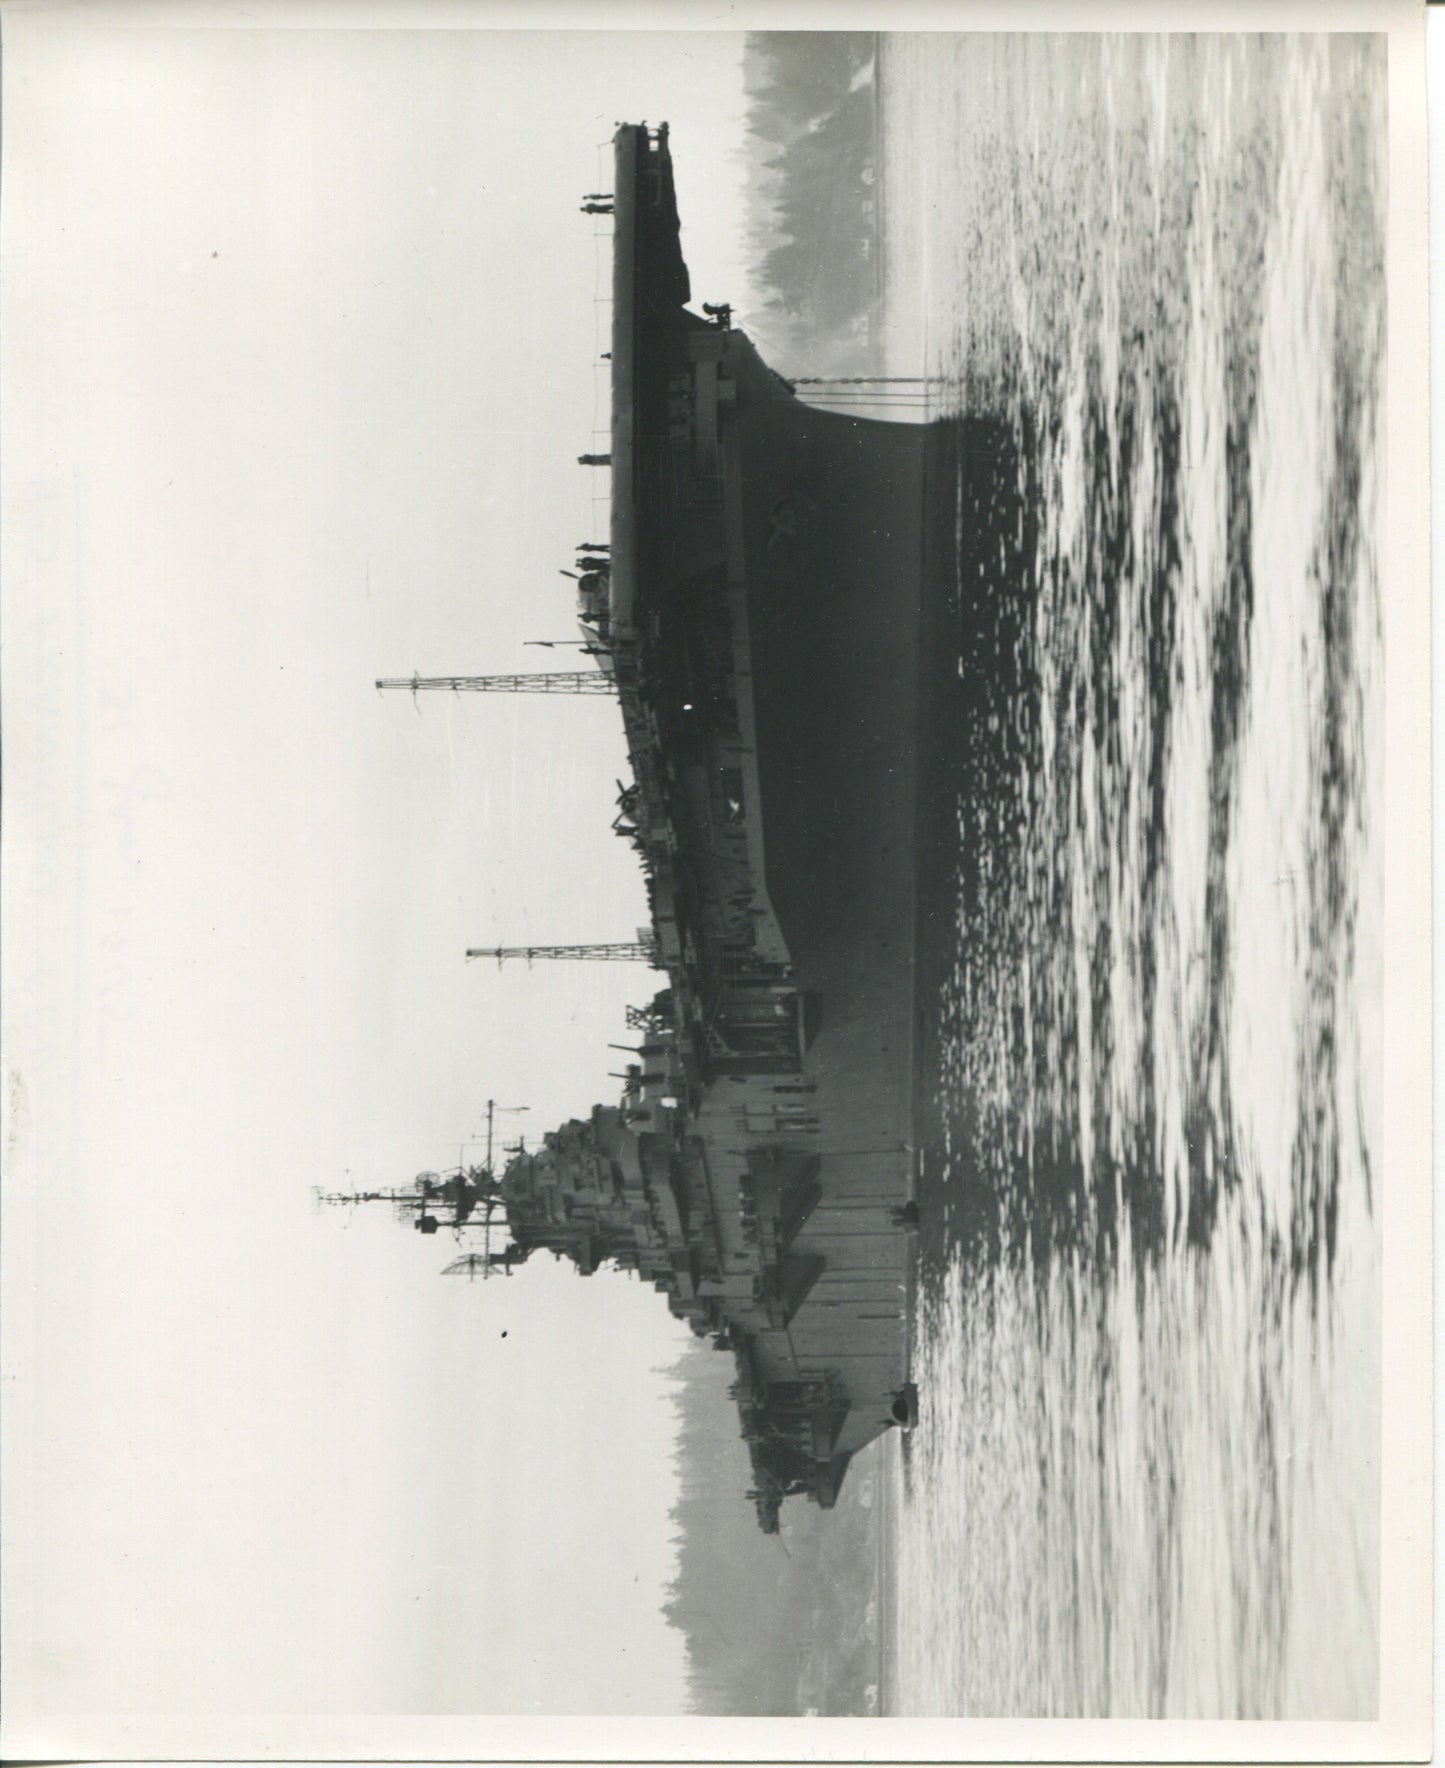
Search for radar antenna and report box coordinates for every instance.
[318,1099,523,1261]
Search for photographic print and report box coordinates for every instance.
[2,2,1430,1758]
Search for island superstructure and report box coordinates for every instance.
[351,122,950,1531]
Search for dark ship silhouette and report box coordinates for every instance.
[334,123,988,1532]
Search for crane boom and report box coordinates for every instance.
[466,942,659,966]
[376,672,616,695]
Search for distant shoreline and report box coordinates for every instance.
[740,30,886,380]
[874,31,887,310]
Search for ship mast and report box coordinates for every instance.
[317,1099,517,1270]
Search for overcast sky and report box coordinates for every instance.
[4,12,758,1720]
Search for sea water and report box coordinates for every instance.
[879,34,1384,1718]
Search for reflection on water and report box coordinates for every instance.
[883,34,1383,1717]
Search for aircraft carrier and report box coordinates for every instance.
[345,123,1016,1530]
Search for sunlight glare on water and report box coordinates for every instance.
[880,33,1383,1718]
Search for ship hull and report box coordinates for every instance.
[730,337,925,1162]
[715,341,926,1471]
[716,342,1021,1475]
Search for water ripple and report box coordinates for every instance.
[887,32,1383,1717]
